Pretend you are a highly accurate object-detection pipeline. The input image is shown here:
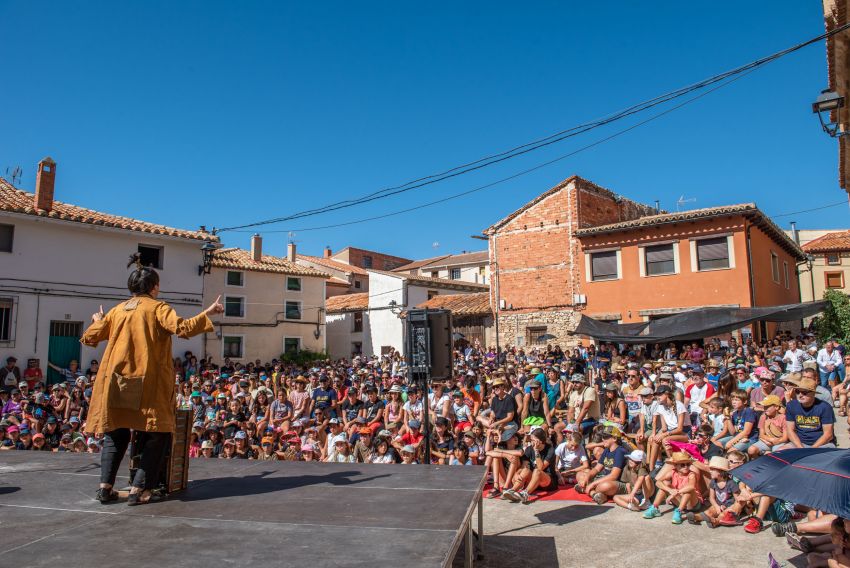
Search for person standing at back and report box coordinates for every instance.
[82,254,223,505]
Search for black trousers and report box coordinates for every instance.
[100,429,170,490]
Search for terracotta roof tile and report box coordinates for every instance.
[367,269,489,292]
[326,293,368,313]
[414,292,492,316]
[802,230,850,252]
[327,276,351,286]
[212,248,328,277]
[0,177,215,241]
[298,254,370,276]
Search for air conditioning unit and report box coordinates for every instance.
[573,294,587,305]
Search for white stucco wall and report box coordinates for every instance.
[367,272,405,356]
[0,213,207,374]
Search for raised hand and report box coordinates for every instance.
[92,305,105,323]
[205,295,225,316]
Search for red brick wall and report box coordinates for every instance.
[336,248,412,271]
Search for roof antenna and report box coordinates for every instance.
[5,166,22,186]
[676,195,696,211]
[432,241,440,250]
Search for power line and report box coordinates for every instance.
[770,200,848,218]
[216,22,850,234]
[229,67,758,235]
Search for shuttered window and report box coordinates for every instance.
[696,237,730,271]
[645,244,675,276]
[590,251,618,281]
[826,272,844,289]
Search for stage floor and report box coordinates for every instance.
[0,452,486,567]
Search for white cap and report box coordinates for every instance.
[626,449,645,462]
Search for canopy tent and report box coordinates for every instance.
[573,301,827,344]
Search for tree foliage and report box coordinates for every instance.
[279,348,329,366]
[813,289,850,346]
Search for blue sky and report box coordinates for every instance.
[1,1,844,261]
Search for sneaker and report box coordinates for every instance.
[671,509,683,525]
[574,485,586,494]
[95,488,118,504]
[744,517,763,534]
[771,520,797,537]
[591,492,608,505]
[786,532,812,554]
[642,505,661,519]
[501,489,520,503]
[717,510,739,526]
[686,512,701,525]
[519,490,530,505]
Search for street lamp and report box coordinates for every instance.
[199,240,217,275]
[812,89,846,137]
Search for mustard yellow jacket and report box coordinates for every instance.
[81,295,213,433]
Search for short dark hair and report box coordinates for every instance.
[127,253,160,295]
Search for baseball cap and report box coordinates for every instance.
[18,381,27,388]
[358,427,372,435]
[201,440,214,449]
[302,444,315,453]
[234,431,247,440]
[69,416,80,424]
[401,444,416,454]
[761,395,782,408]
[408,419,421,429]
[654,385,672,395]
[191,391,202,397]
[638,387,654,396]
[626,450,645,462]
[329,418,340,425]
[261,437,274,445]
[192,420,205,429]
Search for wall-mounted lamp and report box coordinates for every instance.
[199,240,218,275]
[812,89,847,137]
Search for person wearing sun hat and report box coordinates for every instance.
[685,455,742,528]
[643,451,699,523]
[747,395,788,458]
[783,376,836,449]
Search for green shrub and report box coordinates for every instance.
[280,348,329,366]
[813,289,850,346]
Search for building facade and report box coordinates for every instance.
[297,247,370,297]
[393,251,490,285]
[822,0,850,190]
[799,230,850,302]
[330,246,411,272]
[205,236,328,363]
[0,159,216,383]
[483,175,658,348]
[576,204,804,339]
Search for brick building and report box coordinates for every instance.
[483,176,658,348]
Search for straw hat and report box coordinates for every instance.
[666,451,693,465]
[761,395,782,408]
[708,456,730,471]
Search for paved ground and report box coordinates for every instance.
[455,415,850,568]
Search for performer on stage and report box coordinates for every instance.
[82,253,223,505]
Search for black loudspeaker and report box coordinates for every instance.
[406,309,453,380]
[427,310,453,380]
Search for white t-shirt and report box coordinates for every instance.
[403,399,424,422]
[429,393,450,417]
[653,400,691,431]
[783,349,805,373]
[554,442,588,471]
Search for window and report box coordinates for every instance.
[450,268,461,280]
[224,296,245,317]
[478,266,486,284]
[286,277,302,291]
[590,251,618,281]
[362,255,373,269]
[223,336,244,358]
[284,337,300,355]
[431,271,439,278]
[226,271,244,287]
[695,237,729,270]
[353,311,363,332]
[526,326,548,346]
[826,272,844,289]
[427,290,439,300]
[137,244,163,269]
[352,342,362,355]
[285,300,302,320]
[645,244,675,276]
[827,253,841,266]
[0,297,15,343]
[354,280,362,289]
[783,262,790,289]
[770,252,780,283]
[0,224,13,253]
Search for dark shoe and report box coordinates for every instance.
[486,488,501,499]
[95,488,118,504]
[771,520,797,537]
[786,532,812,554]
[127,490,165,507]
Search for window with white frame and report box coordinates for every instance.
[224,296,245,318]
[827,253,841,266]
[138,244,164,269]
[285,300,302,320]
[695,237,730,271]
[223,336,244,358]
[284,337,301,355]
[590,250,618,281]
[450,268,461,280]
[0,297,15,343]
[226,271,244,287]
[286,276,302,291]
[771,252,780,283]
[644,243,676,276]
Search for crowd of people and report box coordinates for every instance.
[2,331,849,565]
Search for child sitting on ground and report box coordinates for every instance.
[748,395,788,458]
[643,451,701,524]
[686,456,741,527]
[554,431,588,485]
[612,449,654,512]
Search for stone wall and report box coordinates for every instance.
[497,309,581,349]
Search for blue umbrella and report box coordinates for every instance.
[732,448,850,518]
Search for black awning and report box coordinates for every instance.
[573,301,827,344]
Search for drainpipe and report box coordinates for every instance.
[492,234,501,354]
[744,220,757,341]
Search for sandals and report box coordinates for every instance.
[785,532,812,553]
[95,488,119,504]
[127,490,166,506]
[486,488,502,499]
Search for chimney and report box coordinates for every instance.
[790,221,800,245]
[287,242,296,262]
[250,234,263,261]
[324,246,332,258]
[34,157,56,212]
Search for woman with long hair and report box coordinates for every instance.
[82,253,222,505]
